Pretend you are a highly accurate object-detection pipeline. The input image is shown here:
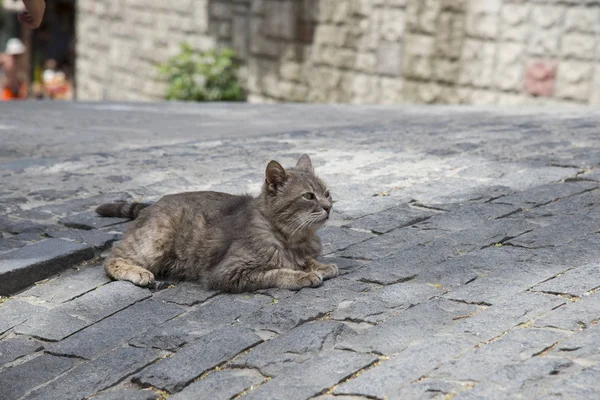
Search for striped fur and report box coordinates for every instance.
[95,201,151,220]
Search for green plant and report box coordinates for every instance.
[158,43,245,102]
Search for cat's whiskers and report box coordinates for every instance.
[289,213,321,239]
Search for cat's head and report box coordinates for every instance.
[262,154,332,237]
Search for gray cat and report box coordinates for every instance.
[96,154,338,293]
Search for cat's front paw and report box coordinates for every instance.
[318,263,339,280]
[297,271,323,288]
[125,269,155,287]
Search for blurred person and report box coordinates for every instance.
[42,58,71,100]
[18,0,46,29]
[0,38,28,100]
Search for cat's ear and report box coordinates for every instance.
[266,160,287,189]
[295,154,313,172]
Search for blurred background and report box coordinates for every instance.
[1,0,599,105]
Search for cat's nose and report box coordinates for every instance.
[322,204,331,214]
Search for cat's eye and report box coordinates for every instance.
[324,190,330,198]
[303,192,315,200]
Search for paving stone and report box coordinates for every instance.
[485,357,575,392]
[337,299,479,355]
[416,203,520,231]
[343,205,434,234]
[0,299,46,334]
[232,321,356,376]
[517,188,600,223]
[339,226,443,260]
[0,238,95,296]
[534,292,600,331]
[448,292,565,341]
[59,211,130,230]
[100,222,131,236]
[0,216,50,235]
[0,337,44,366]
[16,264,110,303]
[347,241,457,285]
[493,181,597,209]
[0,354,75,400]
[170,369,264,400]
[451,185,516,204]
[531,263,600,297]
[28,188,87,201]
[11,208,56,221]
[318,226,376,254]
[443,249,566,304]
[507,215,600,249]
[48,299,184,360]
[531,235,600,269]
[32,192,132,217]
[23,347,162,400]
[431,328,569,382]
[89,389,158,400]
[15,281,151,341]
[133,326,262,393]
[391,379,473,400]
[241,350,378,400]
[551,322,600,360]
[152,282,219,306]
[130,294,270,350]
[47,229,120,250]
[0,238,27,252]
[332,282,443,324]
[335,335,477,398]
[243,278,373,333]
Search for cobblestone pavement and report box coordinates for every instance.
[1,102,600,399]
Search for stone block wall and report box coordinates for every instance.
[76,0,600,105]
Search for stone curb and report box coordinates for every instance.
[0,238,96,296]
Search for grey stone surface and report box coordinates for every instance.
[493,181,598,209]
[15,281,151,341]
[0,354,75,400]
[0,216,50,234]
[0,337,44,366]
[335,335,477,398]
[332,282,443,323]
[242,350,378,400]
[4,104,600,398]
[431,328,568,382]
[0,238,95,295]
[16,264,110,303]
[152,282,219,306]
[318,226,376,255]
[23,347,162,400]
[0,299,46,334]
[133,326,262,393]
[337,299,479,355]
[531,264,600,297]
[416,203,521,231]
[89,390,158,400]
[343,204,434,234]
[48,299,184,359]
[232,321,356,376]
[47,229,120,250]
[58,211,130,230]
[170,369,264,400]
[130,294,270,350]
[534,292,600,331]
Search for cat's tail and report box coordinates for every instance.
[96,201,151,220]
